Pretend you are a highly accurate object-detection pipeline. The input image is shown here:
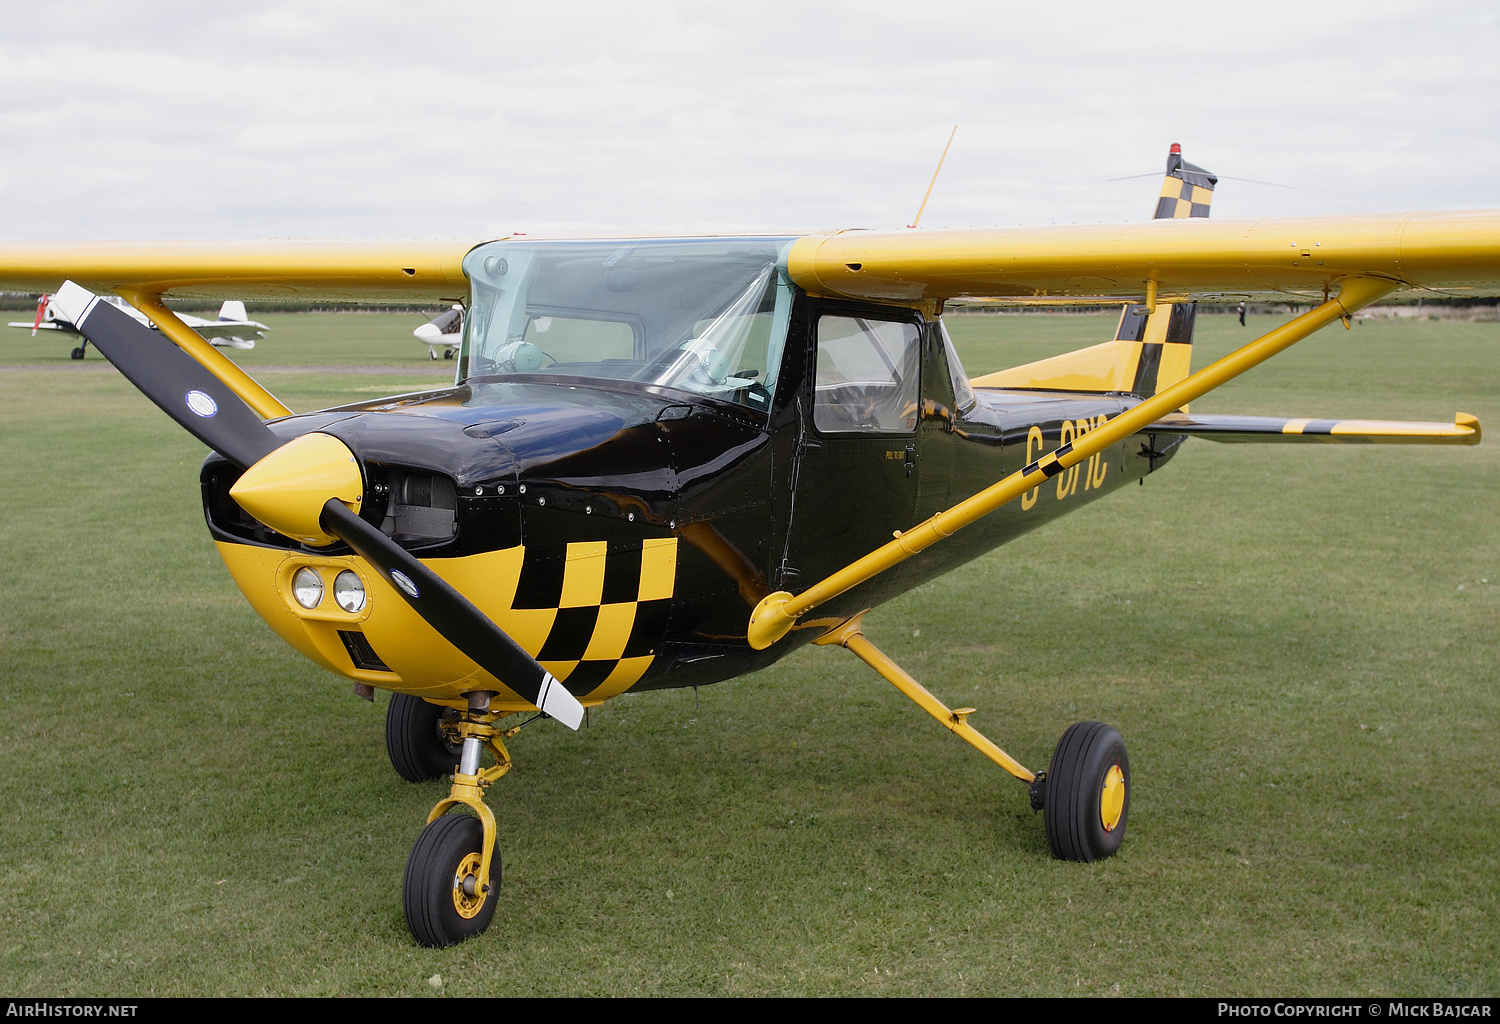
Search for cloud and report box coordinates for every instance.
[0,0,1495,239]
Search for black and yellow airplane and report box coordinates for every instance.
[1,149,1493,947]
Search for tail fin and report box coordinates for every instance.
[1114,300,1196,405]
[968,145,1209,401]
[969,300,1196,406]
[217,300,248,322]
[1153,143,1217,219]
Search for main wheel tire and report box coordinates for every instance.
[403,814,499,947]
[1042,720,1129,862]
[70,347,85,360]
[385,693,462,782]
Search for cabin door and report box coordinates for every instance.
[774,305,926,594]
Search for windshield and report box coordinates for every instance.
[459,237,795,413]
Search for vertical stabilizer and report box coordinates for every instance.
[969,145,1208,398]
[1113,300,1196,407]
[1154,144,1217,219]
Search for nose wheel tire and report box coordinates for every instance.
[385,693,462,782]
[1042,720,1130,862]
[403,814,499,947]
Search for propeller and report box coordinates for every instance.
[50,281,584,730]
[32,293,48,335]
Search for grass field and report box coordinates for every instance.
[1,311,1496,996]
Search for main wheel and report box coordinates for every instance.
[70,346,85,360]
[427,349,438,360]
[403,814,499,947]
[1042,720,1129,862]
[385,693,462,782]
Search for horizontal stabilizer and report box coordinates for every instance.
[1147,412,1480,445]
[970,300,1196,398]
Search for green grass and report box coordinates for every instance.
[0,313,1496,996]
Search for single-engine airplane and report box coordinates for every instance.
[2,148,1494,947]
[9,292,268,358]
[414,303,464,360]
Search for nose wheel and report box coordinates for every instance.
[1041,720,1130,862]
[400,692,514,947]
[403,813,499,947]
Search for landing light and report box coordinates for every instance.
[292,567,324,609]
[334,570,366,614]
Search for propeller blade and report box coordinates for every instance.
[321,500,585,729]
[49,281,281,470]
[55,281,584,729]
[32,293,47,335]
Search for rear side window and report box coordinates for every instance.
[814,315,921,433]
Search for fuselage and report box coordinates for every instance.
[202,239,1177,713]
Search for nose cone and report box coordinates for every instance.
[230,432,364,546]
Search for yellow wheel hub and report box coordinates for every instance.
[451,851,488,919]
[1099,763,1126,832]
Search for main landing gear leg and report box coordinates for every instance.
[814,613,1129,862]
[402,690,514,948]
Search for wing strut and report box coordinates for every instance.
[814,613,1036,784]
[748,275,1399,650]
[117,288,291,419]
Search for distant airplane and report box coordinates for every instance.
[413,304,463,360]
[11,293,268,359]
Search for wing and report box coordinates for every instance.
[2,215,1498,304]
[188,320,270,342]
[784,211,1500,302]
[0,240,476,302]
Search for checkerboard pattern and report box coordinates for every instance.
[1155,176,1214,219]
[1113,300,1197,397]
[509,537,677,701]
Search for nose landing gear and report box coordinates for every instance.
[399,691,515,948]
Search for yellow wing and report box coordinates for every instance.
[2,213,1498,304]
[0,240,475,302]
[784,211,1500,302]
[0,240,481,419]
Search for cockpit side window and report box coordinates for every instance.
[813,315,921,434]
[937,319,977,415]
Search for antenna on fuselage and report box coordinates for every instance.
[908,126,957,229]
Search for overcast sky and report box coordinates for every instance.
[0,0,1495,241]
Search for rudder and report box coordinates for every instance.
[1153,143,1217,219]
[1114,300,1196,404]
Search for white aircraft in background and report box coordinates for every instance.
[413,304,463,360]
[11,294,268,359]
